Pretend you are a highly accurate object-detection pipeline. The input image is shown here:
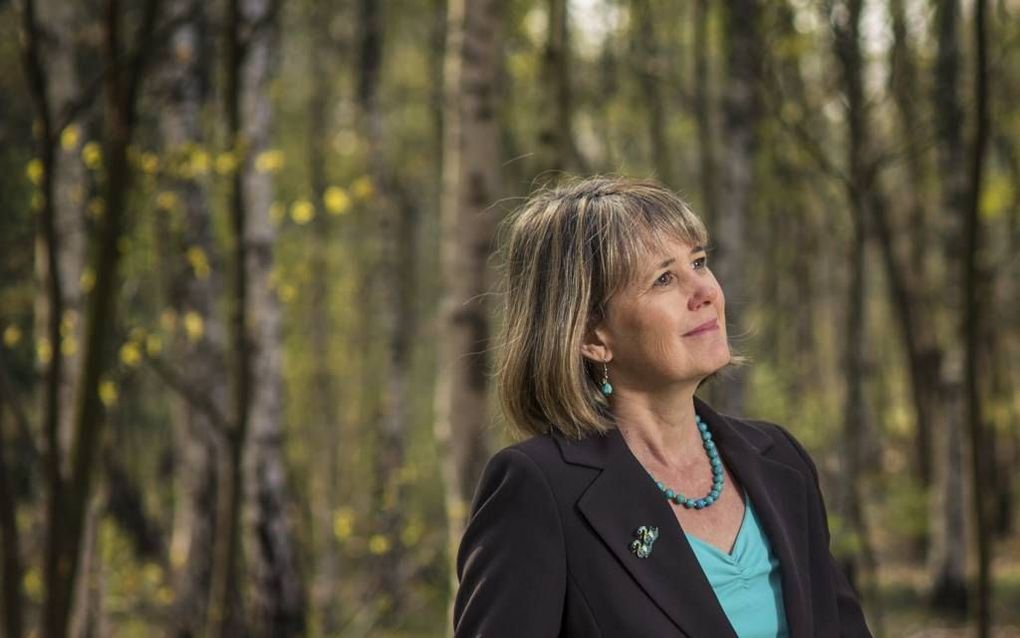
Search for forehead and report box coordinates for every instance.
[630,235,704,275]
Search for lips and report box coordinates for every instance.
[683,319,718,336]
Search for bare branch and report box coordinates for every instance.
[142,353,231,437]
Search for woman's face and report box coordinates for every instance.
[587,237,730,394]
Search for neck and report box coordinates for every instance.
[611,385,704,470]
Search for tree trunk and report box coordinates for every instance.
[830,2,882,627]
[928,0,969,614]
[356,0,423,620]
[156,2,222,635]
[0,397,23,638]
[693,0,716,228]
[929,374,968,613]
[711,0,759,416]
[208,0,251,632]
[535,0,584,179]
[19,0,81,632]
[962,0,991,632]
[304,0,344,632]
[241,0,306,631]
[40,1,161,635]
[633,0,672,185]
[34,0,88,478]
[436,0,503,625]
[887,2,938,553]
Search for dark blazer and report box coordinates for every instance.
[453,397,872,637]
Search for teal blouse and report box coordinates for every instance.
[685,500,790,638]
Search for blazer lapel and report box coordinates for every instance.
[696,398,814,638]
[558,428,737,638]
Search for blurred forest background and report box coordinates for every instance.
[0,0,1017,636]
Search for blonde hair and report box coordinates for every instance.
[495,176,725,441]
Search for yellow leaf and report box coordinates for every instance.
[143,562,163,586]
[146,334,163,356]
[60,124,81,151]
[980,173,1013,221]
[36,338,52,365]
[23,568,42,599]
[333,508,355,541]
[26,159,44,185]
[87,198,106,219]
[140,152,160,174]
[61,310,78,337]
[215,152,237,175]
[255,149,284,173]
[278,283,297,303]
[156,191,179,212]
[81,142,102,170]
[160,309,178,332]
[290,199,314,225]
[351,176,375,200]
[368,534,390,555]
[60,337,77,357]
[3,325,22,347]
[119,342,141,367]
[186,246,211,280]
[99,380,118,407]
[183,311,204,342]
[323,186,351,215]
[80,268,96,293]
[401,519,423,547]
[189,148,210,176]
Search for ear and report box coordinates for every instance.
[580,321,612,364]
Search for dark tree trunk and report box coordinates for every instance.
[0,397,23,638]
[693,0,716,227]
[830,1,882,627]
[535,0,584,178]
[208,0,250,633]
[153,3,223,636]
[887,0,936,516]
[633,0,672,184]
[928,0,970,614]
[963,0,991,632]
[711,0,760,416]
[39,1,162,636]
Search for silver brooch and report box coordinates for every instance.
[629,525,659,558]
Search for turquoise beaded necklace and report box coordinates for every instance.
[648,414,724,509]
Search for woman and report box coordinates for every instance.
[453,177,872,637]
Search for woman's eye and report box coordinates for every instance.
[654,272,675,286]
[693,256,708,270]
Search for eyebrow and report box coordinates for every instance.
[654,246,705,269]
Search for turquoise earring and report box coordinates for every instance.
[600,360,613,396]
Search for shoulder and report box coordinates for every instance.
[723,413,822,481]
[470,436,562,510]
[474,435,567,500]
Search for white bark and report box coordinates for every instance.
[240,0,305,632]
[436,0,504,613]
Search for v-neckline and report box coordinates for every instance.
[684,498,751,559]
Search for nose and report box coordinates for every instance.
[688,280,719,311]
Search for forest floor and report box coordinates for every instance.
[876,554,1020,638]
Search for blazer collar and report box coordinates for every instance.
[553,397,812,638]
